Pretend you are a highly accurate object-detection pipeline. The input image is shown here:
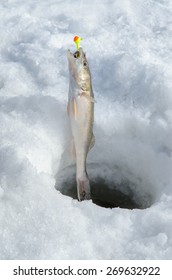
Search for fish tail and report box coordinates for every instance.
[77,175,91,201]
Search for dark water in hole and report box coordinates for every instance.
[57,176,152,209]
[91,180,141,209]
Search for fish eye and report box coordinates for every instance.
[83,61,87,66]
[73,51,80,58]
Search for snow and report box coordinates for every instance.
[0,0,172,259]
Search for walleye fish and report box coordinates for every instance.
[67,47,95,201]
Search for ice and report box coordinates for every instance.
[0,0,172,259]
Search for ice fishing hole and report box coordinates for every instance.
[55,164,153,209]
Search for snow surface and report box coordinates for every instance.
[0,0,172,259]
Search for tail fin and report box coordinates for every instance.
[77,176,91,201]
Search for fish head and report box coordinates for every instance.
[67,48,91,88]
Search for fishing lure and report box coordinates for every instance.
[73,36,83,49]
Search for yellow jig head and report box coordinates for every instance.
[73,36,83,50]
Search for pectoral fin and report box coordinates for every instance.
[89,134,95,151]
[72,98,77,119]
[80,92,96,103]
[89,96,96,103]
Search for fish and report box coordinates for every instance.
[67,47,95,201]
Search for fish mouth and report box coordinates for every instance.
[67,48,85,60]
